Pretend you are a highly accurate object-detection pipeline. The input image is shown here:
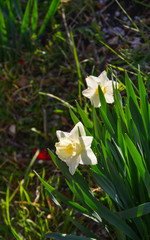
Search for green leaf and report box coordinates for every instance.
[125,72,139,108]
[48,150,95,196]
[98,85,107,112]
[76,181,139,240]
[92,105,102,141]
[99,107,115,136]
[138,71,150,135]
[13,0,23,19]
[21,0,33,34]
[38,0,60,37]
[35,170,89,215]
[125,134,150,196]
[48,150,139,240]
[107,140,126,174]
[129,97,148,139]
[65,179,102,224]
[91,168,123,207]
[114,89,126,126]
[24,149,39,186]
[129,98,150,162]
[31,0,38,32]
[76,101,93,128]
[34,170,99,239]
[0,8,8,43]
[118,201,150,219]
[45,232,97,240]
[10,227,23,240]
[69,108,80,125]
[6,0,18,24]
[70,30,83,105]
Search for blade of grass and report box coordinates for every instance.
[24,149,39,186]
[70,30,83,105]
[99,40,146,76]
[39,92,76,111]
[6,175,23,240]
[115,0,139,31]
[133,0,150,7]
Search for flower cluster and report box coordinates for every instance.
[55,70,118,174]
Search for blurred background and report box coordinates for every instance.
[0,0,150,239]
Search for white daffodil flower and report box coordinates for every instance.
[55,122,97,175]
[82,70,118,108]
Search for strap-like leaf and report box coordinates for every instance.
[45,232,97,240]
[118,201,150,219]
[125,134,150,196]
[138,71,150,136]
[34,171,99,239]
[48,150,139,240]
[76,101,93,128]
[31,0,38,32]
[125,72,139,108]
[38,0,60,37]
[21,0,33,34]
[0,8,8,43]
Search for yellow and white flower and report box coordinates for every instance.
[82,70,118,108]
[55,122,97,175]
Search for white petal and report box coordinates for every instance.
[86,76,99,88]
[56,130,70,140]
[98,71,109,85]
[66,156,80,175]
[105,82,113,94]
[70,122,86,139]
[80,149,97,165]
[105,93,114,103]
[79,136,93,149]
[91,93,101,108]
[82,87,95,99]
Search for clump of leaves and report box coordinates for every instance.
[36,70,150,240]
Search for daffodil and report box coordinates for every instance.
[82,70,118,108]
[55,122,97,175]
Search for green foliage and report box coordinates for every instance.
[0,0,60,62]
[37,71,150,240]
[1,0,150,239]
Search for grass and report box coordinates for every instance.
[0,0,150,239]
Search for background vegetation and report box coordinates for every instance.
[0,0,150,239]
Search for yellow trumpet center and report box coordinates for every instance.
[96,86,106,95]
[64,143,74,155]
[55,138,82,161]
